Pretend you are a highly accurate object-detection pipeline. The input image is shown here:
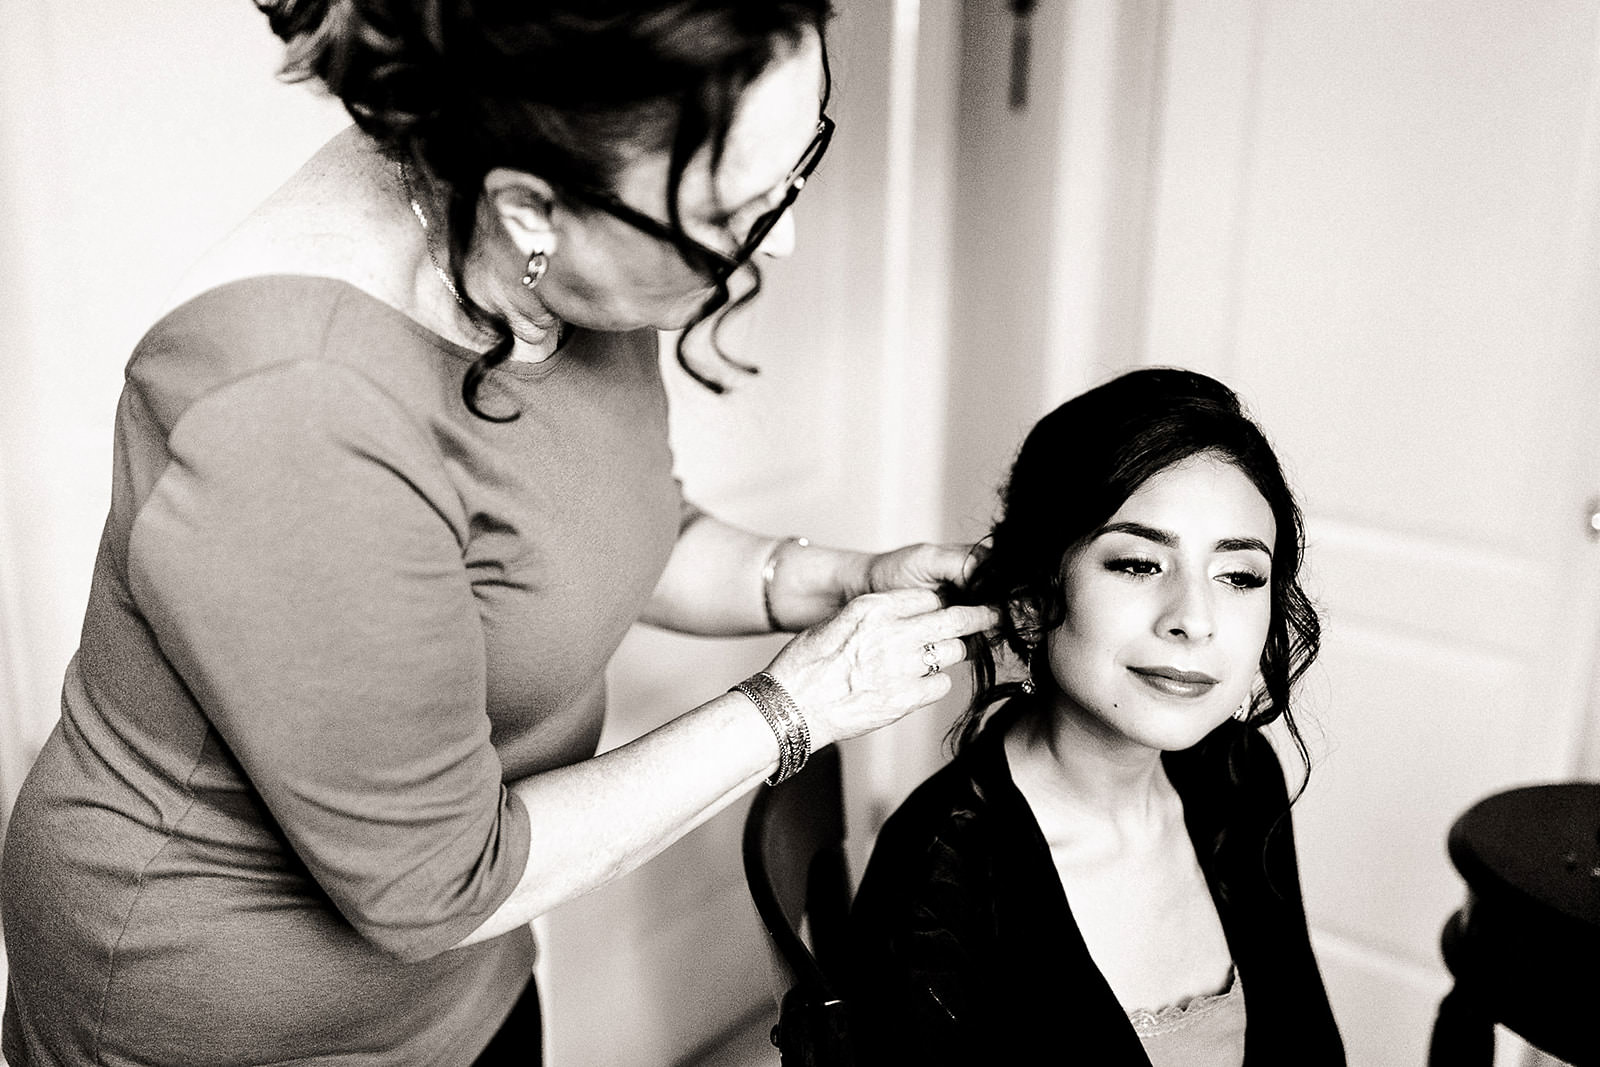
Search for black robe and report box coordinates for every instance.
[847,704,1346,1066]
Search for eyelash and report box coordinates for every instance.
[1104,557,1268,590]
[1107,557,1161,578]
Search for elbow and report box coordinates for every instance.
[346,913,460,964]
[333,880,514,964]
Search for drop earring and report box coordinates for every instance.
[1019,643,1037,696]
[520,249,549,290]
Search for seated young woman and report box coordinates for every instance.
[847,368,1345,1065]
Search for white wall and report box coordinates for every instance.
[0,1,350,814]
[0,3,348,1055]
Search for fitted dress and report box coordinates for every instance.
[1,276,688,1065]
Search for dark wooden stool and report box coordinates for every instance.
[1428,783,1600,1067]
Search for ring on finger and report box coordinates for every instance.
[921,642,942,677]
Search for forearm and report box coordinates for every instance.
[453,690,779,948]
[456,582,996,950]
[641,511,869,635]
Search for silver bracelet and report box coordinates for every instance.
[760,536,809,633]
[732,671,812,785]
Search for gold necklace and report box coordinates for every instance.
[395,159,568,359]
[395,160,466,308]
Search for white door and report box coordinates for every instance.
[945,2,1600,1064]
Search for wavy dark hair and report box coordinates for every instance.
[257,0,832,419]
[946,367,1321,802]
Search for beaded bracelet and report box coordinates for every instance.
[732,671,812,785]
[760,537,809,633]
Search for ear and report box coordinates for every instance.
[1007,597,1044,645]
[482,168,561,258]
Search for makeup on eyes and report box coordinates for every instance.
[1096,519,1272,590]
[1097,519,1271,553]
[1101,554,1269,590]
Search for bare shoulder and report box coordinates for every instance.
[163,128,414,316]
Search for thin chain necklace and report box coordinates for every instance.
[395,159,567,360]
[395,160,466,307]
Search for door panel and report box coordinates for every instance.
[951,2,1600,1064]
[1145,3,1600,1062]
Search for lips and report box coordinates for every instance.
[1128,666,1220,699]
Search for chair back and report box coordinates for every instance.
[742,743,855,1067]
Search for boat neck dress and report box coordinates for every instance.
[1,275,687,1065]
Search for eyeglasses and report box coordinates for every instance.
[563,114,835,281]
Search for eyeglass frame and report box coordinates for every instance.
[559,113,835,282]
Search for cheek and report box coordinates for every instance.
[1044,588,1139,690]
[1060,578,1149,650]
[1220,597,1273,678]
[557,238,707,315]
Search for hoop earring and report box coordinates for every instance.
[520,250,549,290]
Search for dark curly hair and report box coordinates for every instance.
[256,0,832,419]
[946,367,1322,802]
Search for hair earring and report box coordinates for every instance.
[520,250,549,290]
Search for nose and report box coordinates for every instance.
[1158,572,1215,642]
[755,207,797,260]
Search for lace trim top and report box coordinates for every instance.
[1128,966,1247,1067]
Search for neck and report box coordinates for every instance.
[1007,697,1174,834]
[459,235,566,363]
[400,160,565,361]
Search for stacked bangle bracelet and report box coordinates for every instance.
[733,671,812,785]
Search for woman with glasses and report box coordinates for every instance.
[0,3,994,1065]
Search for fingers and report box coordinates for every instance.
[844,586,944,620]
[960,541,989,584]
[922,603,1001,642]
[842,589,997,634]
[912,637,969,678]
[866,542,986,593]
[916,542,978,583]
[907,668,955,703]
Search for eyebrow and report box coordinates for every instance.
[1097,521,1273,560]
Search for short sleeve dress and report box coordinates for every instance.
[0,276,687,1066]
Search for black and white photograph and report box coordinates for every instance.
[1,3,1597,1065]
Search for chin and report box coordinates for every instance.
[660,288,722,330]
[654,306,706,332]
[1104,707,1235,754]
